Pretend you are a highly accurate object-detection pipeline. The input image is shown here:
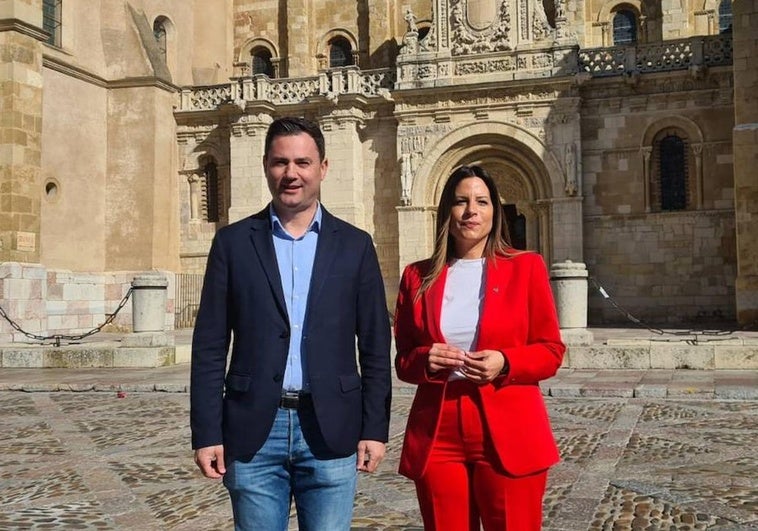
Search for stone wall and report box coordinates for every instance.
[0,263,176,343]
[584,210,736,325]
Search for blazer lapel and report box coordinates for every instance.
[248,208,288,321]
[475,256,510,351]
[423,265,448,343]
[306,207,339,309]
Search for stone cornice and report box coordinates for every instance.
[0,18,49,42]
[43,54,108,88]
[43,54,180,92]
[109,77,180,92]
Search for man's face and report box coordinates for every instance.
[264,133,328,216]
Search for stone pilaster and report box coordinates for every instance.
[319,109,367,229]
[228,113,272,222]
[732,0,758,326]
[0,0,45,263]
[396,206,436,276]
[550,197,583,264]
[285,0,310,76]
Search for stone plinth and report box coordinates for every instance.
[550,260,593,346]
[131,274,169,333]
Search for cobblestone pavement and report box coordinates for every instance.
[1,383,756,531]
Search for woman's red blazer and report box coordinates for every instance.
[394,251,565,480]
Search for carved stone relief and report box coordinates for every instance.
[398,123,453,205]
[450,0,512,55]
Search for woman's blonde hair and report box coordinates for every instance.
[417,165,513,297]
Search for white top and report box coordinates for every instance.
[440,258,486,380]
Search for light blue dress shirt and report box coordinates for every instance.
[270,203,321,392]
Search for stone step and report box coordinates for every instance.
[1,329,756,369]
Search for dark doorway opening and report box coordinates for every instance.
[503,204,526,250]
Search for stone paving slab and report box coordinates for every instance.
[0,386,757,530]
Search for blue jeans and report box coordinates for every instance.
[223,406,357,531]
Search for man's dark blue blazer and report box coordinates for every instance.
[190,205,392,461]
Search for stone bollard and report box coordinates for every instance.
[131,273,168,333]
[550,260,593,346]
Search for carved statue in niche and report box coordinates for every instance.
[399,134,424,205]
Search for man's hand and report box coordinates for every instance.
[356,440,386,473]
[461,349,506,384]
[194,445,226,478]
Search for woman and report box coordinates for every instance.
[394,165,565,530]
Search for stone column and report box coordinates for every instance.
[131,273,168,333]
[732,1,758,326]
[641,146,652,212]
[550,260,593,345]
[0,0,46,263]
[319,109,366,229]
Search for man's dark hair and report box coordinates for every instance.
[264,117,326,161]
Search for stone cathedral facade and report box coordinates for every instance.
[1,0,757,342]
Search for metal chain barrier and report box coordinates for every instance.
[588,276,756,343]
[0,288,133,347]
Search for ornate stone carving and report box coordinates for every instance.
[398,123,453,205]
[405,8,418,33]
[450,0,511,56]
[532,0,553,41]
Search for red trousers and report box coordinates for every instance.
[414,381,547,531]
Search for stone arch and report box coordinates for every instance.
[400,121,568,263]
[183,139,230,225]
[238,37,278,63]
[317,28,360,69]
[151,14,177,78]
[641,115,705,211]
[642,115,704,146]
[597,0,643,22]
[411,121,563,207]
[238,37,279,77]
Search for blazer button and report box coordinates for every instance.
[280,331,290,339]
[273,374,283,382]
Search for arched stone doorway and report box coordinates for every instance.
[397,122,577,274]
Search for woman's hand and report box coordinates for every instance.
[461,349,506,384]
[427,343,467,374]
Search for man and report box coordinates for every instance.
[190,117,392,530]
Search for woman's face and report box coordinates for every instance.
[448,176,494,259]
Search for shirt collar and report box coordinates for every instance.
[269,202,322,236]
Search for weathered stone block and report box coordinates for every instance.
[1,348,43,367]
[43,348,115,368]
[565,346,650,369]
[113,347,175,367]
[649,343,715,369]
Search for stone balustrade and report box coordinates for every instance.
[578,34,732,77]
[178,67,395,112]
[177,34,732,113]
